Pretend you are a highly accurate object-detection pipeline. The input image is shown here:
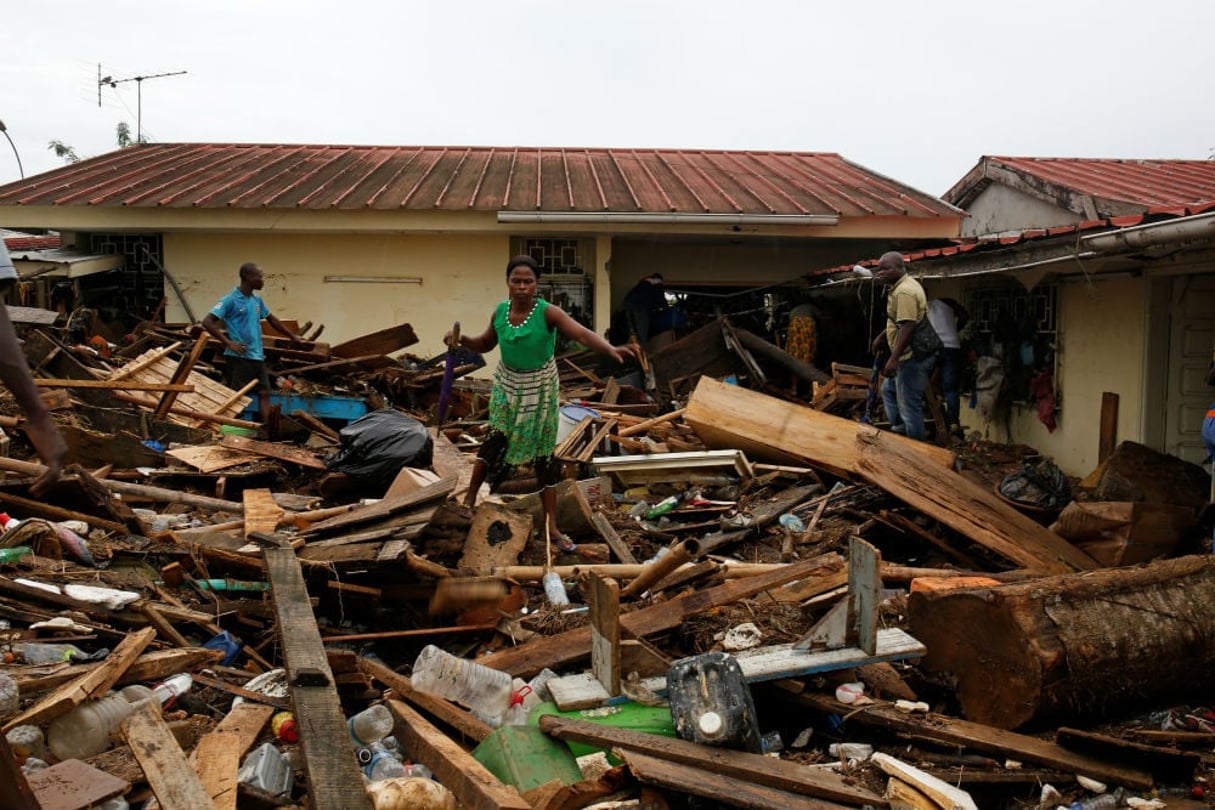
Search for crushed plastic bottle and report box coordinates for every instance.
[11,641,90,665]
[364,750,407,781]
[47,685,158,760]
[0,546,32,565]
[1068,788,1124,809]
[349,704,395,748]
[410,644,513,727]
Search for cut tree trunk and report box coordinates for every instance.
[908,554,1215,729]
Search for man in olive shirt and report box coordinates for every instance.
[870,252,936,441]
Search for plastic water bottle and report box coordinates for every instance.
[12,641,89,665]
[5,726,45,761]
[0,672,17,714]
[364,750,407,781]
[47,684,157,760]
[410,644,514,726]
[348,704,395,748]
[542,571,570,606]
[1068,789,1124,810]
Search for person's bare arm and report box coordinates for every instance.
[546,306,638,364]
[202,312,247,355]
[266,314,303,345]
[0,305,66,494]
[450,316,498,354]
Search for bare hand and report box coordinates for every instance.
[23,416,67,496]
[882,357,899,378]
[228,339,248,355]
[443,331,461,350]
[612,344,641,364]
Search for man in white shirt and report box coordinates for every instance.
[928,298,968,434]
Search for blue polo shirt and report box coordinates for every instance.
[210,287,270,360]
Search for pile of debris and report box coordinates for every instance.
[1,311,1213,810]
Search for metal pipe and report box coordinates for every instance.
[0,119,24,179]
[1081,210,1215,252]
[497,211,839,226]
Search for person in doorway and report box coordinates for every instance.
[928,297,969,435]
[1204,359,1215,552]
[0,240,68,494]
[623,273,668,347]
[786,301,822,366]
[202,262,303,428]
[448,255,639,551]
[870,251,936,441]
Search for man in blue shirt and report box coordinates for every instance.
[203,262,302,428]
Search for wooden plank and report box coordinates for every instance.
[458,502,532,575]
[303,475,455,536]
[166,445,262,474]
[589,574,620,696]
[539,715,880,806]
[220,435,327,470]
[330,322,418,358]
[548,672,612,710]
[1056,726,1200,783]
[34,378,194,391]
[856,427,1098,574]
[194,732,242,810]
[685,375,954,477]
[243,488,285,539]
[790,693,1154,790]
[620,750,853,810]
[260,532,373,810]
[0,733,40,810]
[1099,391,1119,463]
[3,627,156,732]
[122,701,218,810]
[25,758,129,810]
[590,511,637,564]
[156,332,210,418]
[871,753,979,810]
[10,648,223,697]
[291,409,341,441]
[386,698,531,810]
[481,554,844,678]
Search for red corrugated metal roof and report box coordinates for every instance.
[950,156,1215,213]
[0,143,959,218]
[814,200,1215,277]
[1,231,61,250]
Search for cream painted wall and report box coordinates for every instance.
[163,232,513,361]
[969,276,1146,476]
[963,186,1083,237]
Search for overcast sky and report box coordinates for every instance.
[2,0,1212,198]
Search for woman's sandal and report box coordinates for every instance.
[553,534,578,553]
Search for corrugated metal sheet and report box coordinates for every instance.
[0,143,958,218]
[968,157,1215,213]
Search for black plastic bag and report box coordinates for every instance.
[325,409,433,490]
[998,458,1072,510]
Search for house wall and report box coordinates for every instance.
[962,186,1084,238]
[961,275,1146,476]
[163,232,512,360]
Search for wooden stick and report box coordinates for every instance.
[211,378,257,417]
[34,379,194,392]
[0,491,127,533]
[618,408,687,438]
[112,392,260,428]
[320,624,497,643]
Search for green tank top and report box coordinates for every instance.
[493,299,557,370]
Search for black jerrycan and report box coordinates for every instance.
[666,651,763,753]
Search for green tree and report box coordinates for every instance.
[48,121,144,165]
[47,140,80,163]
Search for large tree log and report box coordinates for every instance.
[908,555,1215,729]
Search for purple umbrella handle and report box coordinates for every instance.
[437,321,460,427]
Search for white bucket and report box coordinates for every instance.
[556,404,600,443]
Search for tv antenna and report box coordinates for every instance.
[97,64,188,143]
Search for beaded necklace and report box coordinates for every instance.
[507,298,539,329]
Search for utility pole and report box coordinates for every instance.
[97,65,187,142]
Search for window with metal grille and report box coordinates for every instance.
[964,280,1059,407]
[523,238,583,275]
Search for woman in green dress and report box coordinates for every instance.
[449,255,638,550]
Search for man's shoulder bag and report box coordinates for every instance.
[909,316,943,358]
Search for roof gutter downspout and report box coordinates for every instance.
[497,211,839,226]
[1080,210,1215,252]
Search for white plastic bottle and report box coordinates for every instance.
[5,725,46,761]
[410,645,513,726]
[348,704,394,748]
[47,685,157,760]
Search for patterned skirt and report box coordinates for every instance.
[488,357,561,466]
[786,314,818,366]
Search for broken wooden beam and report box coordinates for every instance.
[909,554,1215,730]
